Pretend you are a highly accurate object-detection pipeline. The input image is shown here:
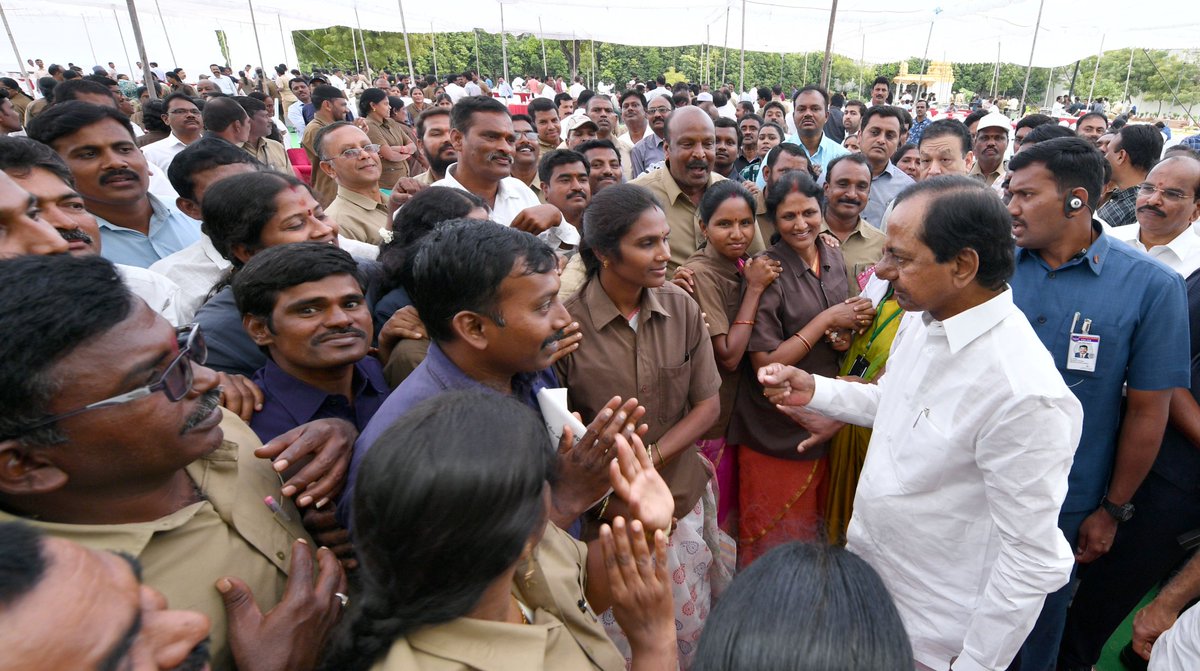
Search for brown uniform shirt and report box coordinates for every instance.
[301,116,337,207]
[242,136,291,173]
[630,167,766,273]
[0,410,310,671]
[556,278,721,517]
[682,243,744,439]
[820,215,885,296]
[365,116,412,189]
[413,170,438,186]
[728,239,849,460]
[325,185,389,245]
[369,523,624,670]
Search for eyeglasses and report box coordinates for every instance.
[647,106,672,115]
[323,144,381,161]
[6,324,206,437]
[516,131,539,140]
[167,109,200,117]
[1137,183,1195,203]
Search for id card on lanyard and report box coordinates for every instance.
[1066,311,1099,373]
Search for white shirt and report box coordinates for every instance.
[806,289,1082,671]
[568,82,585,98]
[116,263,185,326]
[445,82,467,103]
[142,133,192,173]
[287,100,307,133]
[144,162,180,202]
[464,81,482,97]
[432,163,577,248]
[1109,222,1200,278]
[209,74,238,96]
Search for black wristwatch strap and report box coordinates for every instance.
[1101,497,1134,522]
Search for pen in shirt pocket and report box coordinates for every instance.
[912,407,930,428]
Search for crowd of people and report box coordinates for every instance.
[1,54,1200,671]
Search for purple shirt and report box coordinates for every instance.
[338,341,558,529]
[249,357,391,443]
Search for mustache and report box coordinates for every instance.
[180,390,221,435]
[99,169,140,186]
[59,227,94,245]
[837,198,862,206]
[170,637,211,671]
[686,160,709,171]
[567,190,587,200]
[1138,204,1166,217]
[541,328,567,350]
[313,326,368,346]
[486,151,511,162]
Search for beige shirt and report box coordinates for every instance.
[242,136,291,173]
[630,167,766,273]
[325,185,389,245]
[682,242,744,439]
[301,116,336,207]
[821,215,886,295]
[365,116,413,189]
[0,410,310,671]
[969,160,1006,188]
[413,170,438,186]
[369,523,624,671]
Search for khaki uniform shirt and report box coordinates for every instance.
[370,524,623,670]
[413,170,438,186]
[630,167,766,273]
[521,174,547,204]
[9,91,31,118]
[682,243,744,439]
[23,97,48,125]
[557,279,721,518]
[277,73,296,110]
[728,240,849,460]
[969,160,1006,188]
[557,254,588,302]
[301,116,337,207]
[242,136,291,173]
[0,410,310,671]
[325,185,389,245]
[365,116,412,189]
[538,138,560,156]
[820,216,886,295]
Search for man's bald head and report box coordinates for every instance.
[665,105,715,145]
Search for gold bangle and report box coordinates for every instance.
[597,494,611,521]
[651,442,665,468]
[644,519,675,546]
[732,320,756,326]
[795,333,813,351]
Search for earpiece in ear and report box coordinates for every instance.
[1068,197,1083,210]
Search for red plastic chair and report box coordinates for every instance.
[286,148,312,184]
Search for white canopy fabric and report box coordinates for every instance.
[1,0,1196,83]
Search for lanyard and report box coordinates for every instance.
[864,294,903,351]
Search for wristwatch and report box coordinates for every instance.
[1101,497,1135,522]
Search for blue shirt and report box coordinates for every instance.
[94,194,201,268]
[862,161,915,229]
[781,132,850,175]
[249,357,391,443]
[338,341,558,529]
[1010,224,1190,511]
[907,117,932,145]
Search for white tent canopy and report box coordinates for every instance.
[1,0,1196,84]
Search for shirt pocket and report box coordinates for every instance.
[891,413,952,494]
[657,362,690,426]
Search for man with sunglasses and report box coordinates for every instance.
[318,122,388,246]
[0,254,348,671]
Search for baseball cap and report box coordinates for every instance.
[562,109,599,135]
[976,111,1012,133]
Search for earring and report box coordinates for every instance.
[520,541,537,586]
[602,259,609,269]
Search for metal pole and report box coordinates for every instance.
[153,0,177,65]
[245,1,266,80]
[0,1,32,95]
[436,21,446,79]
[858,30,865,98]
[919,19,934,99]
[1068,59,1080,98]
[394,0,415,82]
[499,4,509,85]
[113,8,136,85]
[992,42,1000,98]
[704,26,710,86]
[820,0,838,90]
[1139,49,1197,127]
[803,50,809,84]
[591,39,596,89]
[350,20,360,73]
[1018,0,1045,116]
[354,7,370,76]
[1043,65,1054,109]
[277,14,288,66]
[539,18,547,78]
[1086,34,1104,105]
[721,5,729,86]
[738,0,746,93]
[474,29,481,77]
[126,0,159,100]
[1122,46,1134,103]
[82,15,99,65]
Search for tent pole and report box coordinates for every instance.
[1068,59,1080,98]
[991,42,999,99]
[738,0,746,93]
[351,23,360,73]
[820,0,838,90]
[721,5,729,86]
[857,30,864,98]
[703,26,709,86]
[113,8,136,85]
[474,29,481,77]
[246,1,267,85]
[1122,46,1134,103]
[499,4,508,86]
[431,23,438,79]
[803,51,809,84]
[591,39,596,89]
[394,0,415,82]
[1018,0,1045,116]
[1043,65,1054,109]
[277,14,288,66]
[0,1,32,95]
[126,0,159,100]
[539,18,547,78]
[83,15,99,65]
[1086,33,1104,105]
[1139,49,1197,127]
[354,7,369,76]
[153,0,177,66]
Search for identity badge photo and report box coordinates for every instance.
[1067,333,1099,372]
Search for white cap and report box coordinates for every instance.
[562,109,598,136]
[696,92,714,102]
[976,111,1012,132]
